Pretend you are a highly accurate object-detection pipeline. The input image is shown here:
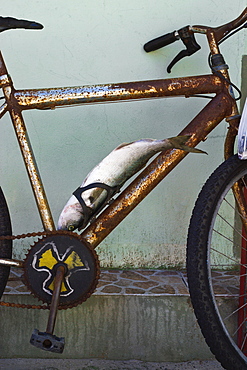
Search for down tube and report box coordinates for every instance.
[81,93,232,248]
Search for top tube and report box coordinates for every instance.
[12,75,223,111]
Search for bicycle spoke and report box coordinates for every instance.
[217,211,247,243]
[241,333,247,352]
[224,302,247,324]
[211,243,246,269]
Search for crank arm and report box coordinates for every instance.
[30,264,66,353]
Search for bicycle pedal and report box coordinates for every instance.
[30,329,65,353]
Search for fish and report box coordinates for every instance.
[57,135,206,231]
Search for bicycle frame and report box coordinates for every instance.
[0,47,239,252]
[0,7,247,362]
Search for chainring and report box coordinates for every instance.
[23,233,100,309]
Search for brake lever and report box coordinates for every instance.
[167,26,201,73]
[167,50,190,73]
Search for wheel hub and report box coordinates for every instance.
[24,233,100,308]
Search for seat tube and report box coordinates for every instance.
[0,52,55,231]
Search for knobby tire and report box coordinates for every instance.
[187,154,247,370]
[0,187,12,299]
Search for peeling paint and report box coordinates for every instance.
[13,75,222,110]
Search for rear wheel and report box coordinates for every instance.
[0,187,12,299]
[187,155,247,370]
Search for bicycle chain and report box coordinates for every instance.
[0,229,73,241]
[0,229,99,310]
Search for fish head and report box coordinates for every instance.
[57,197,84,231]
[57,186,108,231]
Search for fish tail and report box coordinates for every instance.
[168,135,207,154]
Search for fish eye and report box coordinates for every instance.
[68,225,75,231]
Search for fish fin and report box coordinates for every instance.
[168,135,207,154]
[115,142,130,150]
[115,139,154,150]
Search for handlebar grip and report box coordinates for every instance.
[144,31,178,52]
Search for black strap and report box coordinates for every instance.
[73,182,120,229]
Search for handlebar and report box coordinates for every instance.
[144,7,247,73]
[144,31,179,52]
[205,7,247,43]
[0,16,43,32]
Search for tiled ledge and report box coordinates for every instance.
[5,268,189,295]
[4,268,239,296]
[95,269,189,295]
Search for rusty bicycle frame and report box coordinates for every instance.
[0,6,246,358]
[0,8,246,261]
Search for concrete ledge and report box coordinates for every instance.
[0,294,212,361]
[0,296,213,361]
[0,270,218,361]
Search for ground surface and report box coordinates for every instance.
[0,358,224,370]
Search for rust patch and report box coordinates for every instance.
[14,75,222,110]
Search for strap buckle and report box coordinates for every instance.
[73,182,120,230]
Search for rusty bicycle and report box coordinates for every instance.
[0,8,246,370]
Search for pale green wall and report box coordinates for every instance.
[0,0,246,268]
